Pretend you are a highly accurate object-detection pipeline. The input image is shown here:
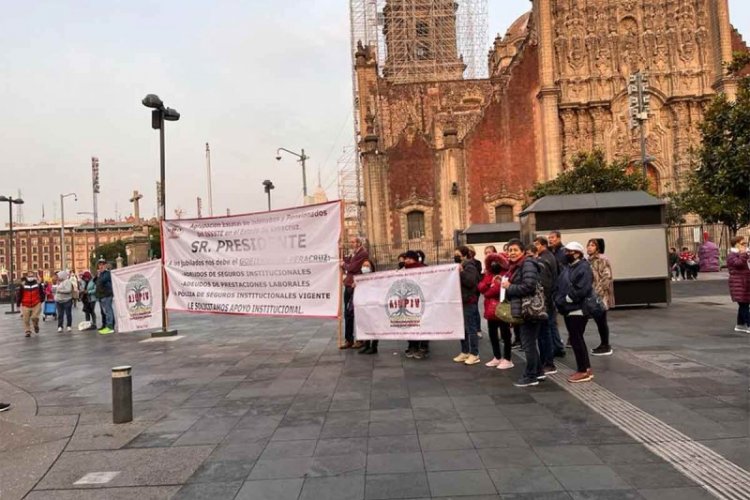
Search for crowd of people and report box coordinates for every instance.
[14,258,115,338]
[341,231,616,387]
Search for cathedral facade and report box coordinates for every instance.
[355,0,746,249]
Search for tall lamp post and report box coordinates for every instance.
[0,195,24,314]
[91,157,100,266]
[60,192,77,271]
[142,93,180,337]
[262,180,275,211]
[275,147,309,201]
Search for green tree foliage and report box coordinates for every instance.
[528,150,650,201]
[90,240,127,268]
[676,51,750,233]
[149,225,161,260]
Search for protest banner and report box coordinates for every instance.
[111,260,163,332]
[162,201,342,318]
[353,264,464,340]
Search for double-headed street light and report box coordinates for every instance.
[262,180,275,212]
[142,94,180,337]
[60,192,77,272]
[276,147,309,200]
[0,195,24,314]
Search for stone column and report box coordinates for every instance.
[436,127,465,240]
[535,0,563,180]
[361,134,389,248]
[710,0,737,99]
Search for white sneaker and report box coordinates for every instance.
[57,327,62,332]
[485,358,501,367]
[453,353,470,363]
[464,354,481,365]
[497,359,514,370]
[736,325,750,333]
[66,326,72,332]
[477,331,483,339]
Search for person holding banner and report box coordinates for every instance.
[341,236,369,349]
[96,259,115,335]
[356,258,379,355]
[501,239,544,387]
[452,246,481,366]
[402,250,430,359]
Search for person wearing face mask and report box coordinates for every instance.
[402,251,430,359]
[356,259,381,354]
[341,236,369,349]
[554,242,595,383]
[17,271,45,338]
[452,246,481,366]
[397,253,407,270]
[478,252,514,369]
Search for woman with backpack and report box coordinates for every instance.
[478,252,514,369]
[554,242,595,383]
[54,271,74,332]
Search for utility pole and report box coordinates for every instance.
[197,197,203,218]
[205,143,214,216]
[628,71,651,179]
[92,157,100,263]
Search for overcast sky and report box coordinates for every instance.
[1,1,748,226]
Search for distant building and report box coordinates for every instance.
[0,221,141,281]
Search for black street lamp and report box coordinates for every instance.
[262,180,275,211]
[275,147,309,200]
[142,94,180,337]
[0,195,24,314]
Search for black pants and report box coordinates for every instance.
[738,303,750,326]
[344,286,355,343]
[564,314,590,372]
[593,310,610,346]
[487,320,512,360]
[363,340,379,350]
[519,320,542,380]
[680,263,699,279]
[407,340,429,351]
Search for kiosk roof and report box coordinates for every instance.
[520,191,664,215]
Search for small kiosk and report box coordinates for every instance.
[463,222,521,257]
[519,191,669,306]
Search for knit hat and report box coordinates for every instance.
[403,250,420,262]
[57,271,69,281]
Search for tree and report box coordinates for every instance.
[149,225,161,260]
[678,51,750,234]
[90,240,128,268]
[528,150,650,202]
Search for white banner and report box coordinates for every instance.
[111,260,163,332]
[163,201,342,318]
[353,264,464,340]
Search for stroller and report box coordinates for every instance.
[42,283,57,321]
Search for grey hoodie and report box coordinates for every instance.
[55,271,73,303]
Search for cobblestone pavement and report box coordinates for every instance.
[0,276,748,500]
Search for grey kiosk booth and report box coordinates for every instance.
[463,222,521,257]
[519,191,670,306]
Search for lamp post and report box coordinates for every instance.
[262,180,275,211]
[60,192,77,271]
[275,147,309,201]
[142,93,180,337]
[91,157,100,267]
[0,195,24,314]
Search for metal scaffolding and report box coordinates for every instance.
[337,146,362,239]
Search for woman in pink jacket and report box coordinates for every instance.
[727,235,750,333]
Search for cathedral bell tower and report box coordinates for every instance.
[382,0,467,83]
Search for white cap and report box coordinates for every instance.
[564,241,586,255]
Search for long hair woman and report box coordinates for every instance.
[587,238,614,356]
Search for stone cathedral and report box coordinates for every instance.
[354,0,747,249]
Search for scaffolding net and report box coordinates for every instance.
[337,146,363,239]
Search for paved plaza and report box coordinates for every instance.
[0,276,748,500]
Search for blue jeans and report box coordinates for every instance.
[100,297,114,329]
[56,301,72,328]
[549,305,565,352]
[461,302,479,356]
[520,320,542,380]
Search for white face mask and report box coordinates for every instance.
[361,267,372,274]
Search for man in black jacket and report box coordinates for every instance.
[544,232,568,355]
[534,237,561,373]
[452,246,481,366]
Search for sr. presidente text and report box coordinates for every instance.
[190,233,307,253]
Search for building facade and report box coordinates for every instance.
[356,0,747,249]
[0,222,137,281]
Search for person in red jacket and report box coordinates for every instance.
[727,236,750,333]
[478,252,514,369]
[17,271,45,337]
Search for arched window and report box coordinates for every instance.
[495,204,514,223]
[407,211,425,239]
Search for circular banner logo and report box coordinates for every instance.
[385,279,425,328]
[125,273,153,320]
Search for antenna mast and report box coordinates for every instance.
[206,142,214,217]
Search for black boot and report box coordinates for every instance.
[358,341,372,354]
[366,342,378,355]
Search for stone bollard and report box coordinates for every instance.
[112,366,133,424]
